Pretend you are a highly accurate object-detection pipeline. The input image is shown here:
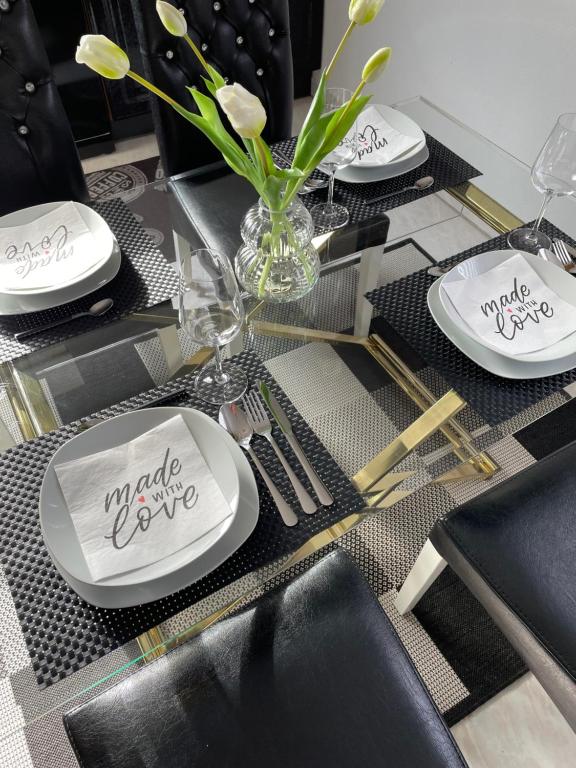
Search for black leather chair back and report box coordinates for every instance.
[130,0,294,177]
[0,0,88,217]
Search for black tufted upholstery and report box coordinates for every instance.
[431,441,576,732]
[0,0,88,217]
[64,551,467,767]
[130,0,294,177]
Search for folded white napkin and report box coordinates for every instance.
[0,202,104,291]
[354,106,421,166]
[54,415,233,583]
[441,253,576,355]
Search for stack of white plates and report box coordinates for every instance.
[0,201,121,315]
[40,407,259,608]
[428,249,576,379]
[335,105,428,184]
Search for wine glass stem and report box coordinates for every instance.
[212,345,227,384]
[532,190,554,233]
[328,170,336,207]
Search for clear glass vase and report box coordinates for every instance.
[235,197,320,303]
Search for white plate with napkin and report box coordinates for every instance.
[335,105,428,184]
[439,250,576,363]
[40,407,259,608]
[428,274,576,379]
[0,201,120,315]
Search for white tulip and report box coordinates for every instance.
[156,1,187,37]
[75,35,130,79]
[362,47,392,83]
[349,0,385,25]
[215,83,267,139]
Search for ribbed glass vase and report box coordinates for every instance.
[235,197,320,303]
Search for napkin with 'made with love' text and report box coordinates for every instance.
[441,252,576,355]
[54,415,233,582]
[0,202,103,291]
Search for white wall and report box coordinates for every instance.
[322,0,576,166]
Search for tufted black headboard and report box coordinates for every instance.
[0,0,88,217]
[130,0,294,177]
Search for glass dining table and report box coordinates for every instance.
[1,95,576,758]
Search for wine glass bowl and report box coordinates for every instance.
[311,88,359,230]
[178,248,247,404]
[508,113,576,254]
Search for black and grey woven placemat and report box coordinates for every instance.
[366,220,576,426]
[274,133,481,231]
[0,350,363,688]
[0,198,178,365]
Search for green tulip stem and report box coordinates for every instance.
[325,21,356,80]
[184,34,212,79]
[127,71,182,110]
[340,79,367,122]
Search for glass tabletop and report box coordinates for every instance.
[1,95,575,747]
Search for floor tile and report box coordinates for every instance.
[452,673,576,768]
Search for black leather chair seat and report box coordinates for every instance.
[64,550,467,768]
[431,442,576,729]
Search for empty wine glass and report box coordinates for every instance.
[178,248,247,404]
[508,113,576,254]
[311,87,359,230]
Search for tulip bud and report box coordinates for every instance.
[75,35,130,79]
[156,1,187,37]
[362,47,392,83]
[349,0,385,25]
[215,83,267,139]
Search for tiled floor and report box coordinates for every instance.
[66,98,576,767]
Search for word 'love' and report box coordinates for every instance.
[104,447,198,550]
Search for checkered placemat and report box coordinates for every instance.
[274,133,481,233]
[0,350,363,688]
[0,198,178,364]
[366,220,576,425]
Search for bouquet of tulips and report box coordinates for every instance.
[76,0,390,300]
[76,0,390,214]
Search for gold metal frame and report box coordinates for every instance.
[447,182,523,235]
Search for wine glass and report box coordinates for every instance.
[311,87,359,230]
[508,113,576,254]
[177,248,247,404]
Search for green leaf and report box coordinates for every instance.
[171,102,262,191]
[273,167,305,180]
[207,64,226,89]
[293,71,327,163]
[201,76,218,98]
[292,110,337,171]
[307,95,371,171]
[262,174,287,207]
[186,89,250,166]
[255,136,276,177]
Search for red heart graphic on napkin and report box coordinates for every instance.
[138,495,145,504]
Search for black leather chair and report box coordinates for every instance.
[64,550,467,767]
[0,0,88,217]
[130,0,294,177]
[429,442,576,732]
